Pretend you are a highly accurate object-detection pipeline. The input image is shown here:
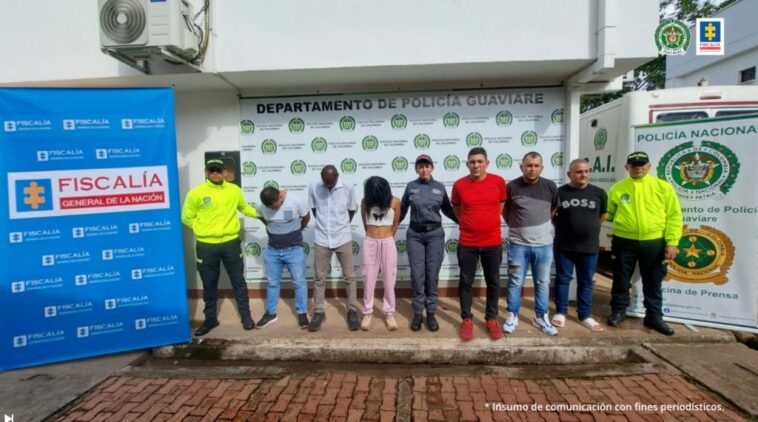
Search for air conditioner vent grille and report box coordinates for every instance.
[100,0,146,44]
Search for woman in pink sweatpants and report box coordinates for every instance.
[360,176,401,331]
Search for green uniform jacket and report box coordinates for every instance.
[606,174,683,247]
[181,180,259,244]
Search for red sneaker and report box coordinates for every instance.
[459,319,474,341]
[486,319,504,340]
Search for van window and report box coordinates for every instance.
[655,111,709,122]
[715,109,758,117]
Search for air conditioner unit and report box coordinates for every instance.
[99,0,200,61]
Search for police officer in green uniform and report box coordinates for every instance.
[182,159,262,336]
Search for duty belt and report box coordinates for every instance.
[409,222,442,233]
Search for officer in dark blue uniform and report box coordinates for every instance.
[399,154,458,331]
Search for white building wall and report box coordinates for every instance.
[666,0,758,87]
[1,0,657,87]
[0,1,142,84]
[214,0,593,71]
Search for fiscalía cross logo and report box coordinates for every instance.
[341,158,358,174]
[240,120,255,135]
[289,118,305,133]
[696,18,724,55]
[391,114,408,129]
[414,134,431,149]
[16,179,52,212]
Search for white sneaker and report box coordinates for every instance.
[361,314,373,331]
[386,314,398,331]
[533,314,558,336]
[502,312,519,334]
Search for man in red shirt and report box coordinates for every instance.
[451,147,507,341]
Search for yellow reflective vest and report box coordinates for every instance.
[181,180,259,243]
[606,174,683,246]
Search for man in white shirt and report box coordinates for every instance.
[307,165,360,331]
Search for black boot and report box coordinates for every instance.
[194,320,219,336]
[347,309,361,331]
[411,313,423,331]
[426,312,439,332]
[607,312,626,327]
[308,312,326,332]
[241,316,255,331]
[644,317,674,336]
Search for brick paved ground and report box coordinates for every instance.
[52,371,745,421]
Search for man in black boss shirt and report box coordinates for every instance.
[552,159,607,332]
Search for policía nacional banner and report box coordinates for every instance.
[630,114,758,333]
[239,87,566,284]
[0,88,190,371]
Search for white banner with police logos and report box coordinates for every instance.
[0,88,190,371]
[631,115,758,333]
[239,88,565,285]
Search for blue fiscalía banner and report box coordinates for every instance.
[0,88,190,371]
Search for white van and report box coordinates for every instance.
[579,85,758,252]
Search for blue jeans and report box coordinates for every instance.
[553,249,599,321]
[264,245,307,315]
[506,243,552,318]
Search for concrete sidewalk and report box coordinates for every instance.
[159,276,735,365]
[4,273,756,421]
